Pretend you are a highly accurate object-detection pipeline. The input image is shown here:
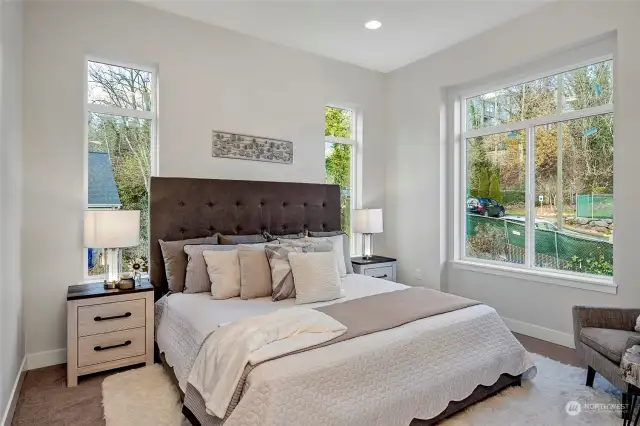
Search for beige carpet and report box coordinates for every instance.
[102,354,624,426]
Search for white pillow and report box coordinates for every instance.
[288,251,343,305]
[304,236,347,277]
[636,315,640,332]
[203,249,240,300]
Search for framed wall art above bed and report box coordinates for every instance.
[212,131,293,164]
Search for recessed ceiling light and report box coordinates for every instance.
[365,20,382,30]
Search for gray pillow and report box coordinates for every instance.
[263,231,306,242]
[159,235,219,292]
[308,231,354,274]
[183,244,236,293]
[219,234,267,245]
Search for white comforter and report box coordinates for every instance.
[156,275,536,426]
[188,307,347,418]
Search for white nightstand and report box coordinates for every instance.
[66,281,154,387]
[351,256,397,282]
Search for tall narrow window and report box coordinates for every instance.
[461,59,613,278]
[86,60,156,278]
[324,106,357,241]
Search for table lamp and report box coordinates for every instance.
[353,208,383,259]
[84,210,140,289]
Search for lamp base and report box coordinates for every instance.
[104,248,122,289]
[361,233,374,259]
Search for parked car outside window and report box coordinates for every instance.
[467,197,505,218]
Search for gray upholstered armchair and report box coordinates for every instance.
[573,306,640,411]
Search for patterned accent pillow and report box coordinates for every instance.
[262,231,306,242]
[265,244,313,301]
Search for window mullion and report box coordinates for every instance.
[525,126,536,269]
[463,104,612,140]
[87,103,154,120]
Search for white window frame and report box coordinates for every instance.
[452,54,616,293]
[83,57,158,281]
[324,105,359,255]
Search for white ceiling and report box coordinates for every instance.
[141,0,548,73]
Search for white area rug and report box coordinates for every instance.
[102,354,624,426]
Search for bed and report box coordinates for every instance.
[149,177,535,426]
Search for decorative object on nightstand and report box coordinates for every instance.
[353,208,383,259]
[351,255,396,282]
[84,210,140,289]
[622,345,640,425]
[66,280,154,387]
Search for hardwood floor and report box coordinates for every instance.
[513,332,583,367]
[10,333,582,426]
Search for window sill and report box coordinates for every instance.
[80,272,149,285]
[449,259,617,294]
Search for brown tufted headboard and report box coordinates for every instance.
[149,177,341,298]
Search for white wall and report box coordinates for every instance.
[0,0,24,420]
[386,0,640,343]
[22,0,386,362]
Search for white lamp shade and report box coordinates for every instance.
[84,210,140,248]
[353,209,383,234]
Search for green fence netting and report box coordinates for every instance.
[576,194,613,219]
[466,215,613,276]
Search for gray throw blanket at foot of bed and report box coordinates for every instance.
[215,287,480,420]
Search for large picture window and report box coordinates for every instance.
[461,59,613,278]
[324,106,357,241]
[86,60,156,278]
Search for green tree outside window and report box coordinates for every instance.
[325,107,354,235]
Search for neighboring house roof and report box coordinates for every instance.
[88,152,121,207]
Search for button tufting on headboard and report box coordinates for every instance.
[149,177,341,299]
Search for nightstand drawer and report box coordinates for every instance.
[78,299,145,337]
[78,327,146,367]
[364,265,394,280]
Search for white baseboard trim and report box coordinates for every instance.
[2,356,26,426]
[26,348,66,370]
[502,316,575,349]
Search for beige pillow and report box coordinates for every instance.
[203,249,240,300]
[238,246,272,299]
[288,252,343,305]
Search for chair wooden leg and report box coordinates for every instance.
[586,366,595,387]
[622,392,629,421]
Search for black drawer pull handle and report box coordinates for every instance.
[94,340,131,352]
[375,274,388,279]
[94,312,131,322]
